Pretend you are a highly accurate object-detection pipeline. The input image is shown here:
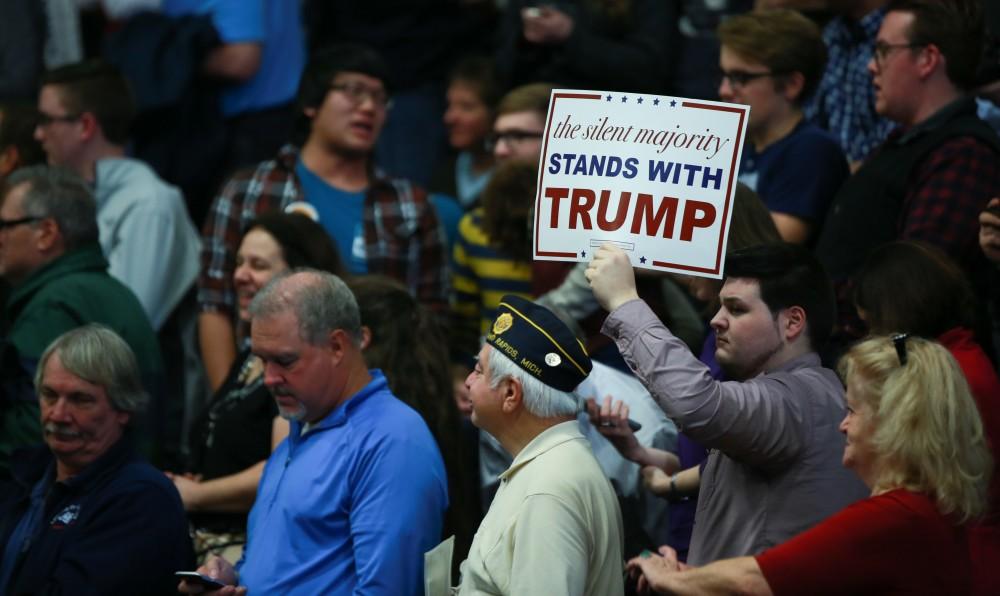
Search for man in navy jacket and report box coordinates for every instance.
[0,325,193,595]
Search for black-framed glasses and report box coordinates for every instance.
[718,70,785,88]
[329,82,391,109]
[0,216,42,230]
[485,130,544,151]
[872,42,926,69]
[36,111,81,126]
[891,333,909,366]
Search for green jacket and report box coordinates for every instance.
[1,244,163,477]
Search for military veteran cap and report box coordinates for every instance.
[485,295,592,392]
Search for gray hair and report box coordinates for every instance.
[35,324,148,414]
[249,268,362,345]
[486,345,579,418]
[5,165,99,250]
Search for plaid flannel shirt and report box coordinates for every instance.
[197,145,448,315]
[827,98,1000,346]
[898,134,1000,272]
[805,9,896,164]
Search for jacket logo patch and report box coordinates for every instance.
[50,504,80,529]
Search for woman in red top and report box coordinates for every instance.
[627,335,991,595]
[855,240,1000,595]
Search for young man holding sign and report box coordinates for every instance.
[586,243,867,565]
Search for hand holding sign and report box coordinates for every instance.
[521,6,574,45]
[534,90,749,281]
[585,244,639,312]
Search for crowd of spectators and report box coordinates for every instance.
[1,0,999,594]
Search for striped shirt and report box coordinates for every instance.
[451,208,532,349]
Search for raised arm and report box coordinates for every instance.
[587,245,809,469]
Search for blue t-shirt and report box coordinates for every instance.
[237,371,448,595]
[738,120,849,226]
[161,0,304,116]
[294,160,368,274]
[429,193,462,258]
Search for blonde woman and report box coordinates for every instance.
[628,335,992,595]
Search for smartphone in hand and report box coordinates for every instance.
[176,571,229,591]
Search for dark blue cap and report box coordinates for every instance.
[485,295,592,392]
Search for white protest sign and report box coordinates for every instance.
[533,90,749,279]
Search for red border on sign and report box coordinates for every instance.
[650,101,745,275]
[533,96,747,273]
[534,92,602,258]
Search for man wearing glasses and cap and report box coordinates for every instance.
[455,295,625,595]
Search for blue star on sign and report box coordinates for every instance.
[621,95,628,103]
[653,98,660,106]
[606,94,612,102]
[670,99,677,107]
[637,97,644,104]
[639,256,647,264]
[581,250,587,258]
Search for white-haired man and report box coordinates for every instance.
[456,295,624,595]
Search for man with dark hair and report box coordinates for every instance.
[181,270,447,595]
[816,0,1000,341]
[587,243,866,565]
[0,325,193,595]
[0,165,162,478]
[197,43,447,392]
[0,103,44,181]
[34,60,201,333]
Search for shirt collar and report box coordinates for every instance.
[896,96,977,144]
[762,350,822,377]
[498,420,583,481]
[289,369,389,438]
[56,432,135,492]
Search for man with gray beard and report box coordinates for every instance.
[181,270,447,596]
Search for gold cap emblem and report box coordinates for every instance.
[493,312,513,335]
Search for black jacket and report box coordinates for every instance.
[0,435,194,595]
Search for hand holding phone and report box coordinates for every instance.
[176,571,229,592]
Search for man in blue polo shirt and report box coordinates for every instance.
[179,269,447,595]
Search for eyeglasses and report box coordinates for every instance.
[872,42,926,69]
[485,130,544,151]
[36,111,81,126]
[329,82,391,109]
[0,216,41,230]
[717,70,784,89]
[891,333,909,366]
